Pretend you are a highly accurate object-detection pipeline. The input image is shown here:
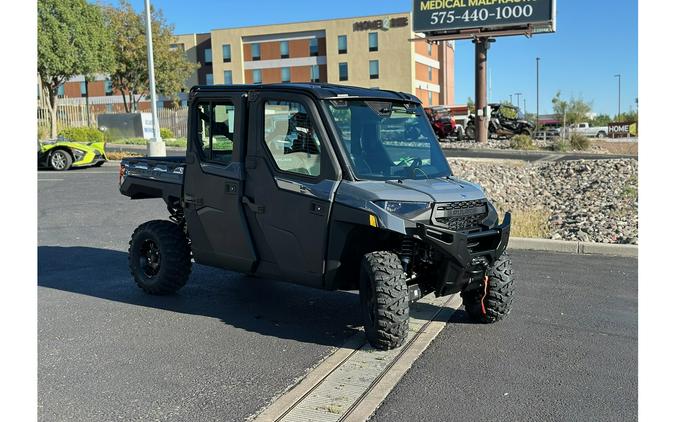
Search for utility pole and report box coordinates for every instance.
[473,37,491,143]
[614,73,621,120]
[536,57,540,133]
[144,0,165,156]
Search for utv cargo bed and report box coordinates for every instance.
[119,156,185,202]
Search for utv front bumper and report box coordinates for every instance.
[416,212,511,295]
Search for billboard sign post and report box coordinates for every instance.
[412,0,556,143]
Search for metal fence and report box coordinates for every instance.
[38,90,189,138]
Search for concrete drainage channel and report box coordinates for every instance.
[252,293,462,422]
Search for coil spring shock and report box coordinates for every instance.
[399,238,415,273]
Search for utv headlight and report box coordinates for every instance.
[374,200,431,219]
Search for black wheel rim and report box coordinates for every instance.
[139,239,161,278]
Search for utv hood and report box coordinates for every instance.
[335,177,486,207]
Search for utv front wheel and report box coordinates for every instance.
[128,220,192,295]
[462,253,514,323]
[359,251,409,350]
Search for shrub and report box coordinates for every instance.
[160,128,174,139]
[570,133,590,150]
[58,127,104,143]
[551,138,570,152]
[510,135,535,150]
[38,126,49,140]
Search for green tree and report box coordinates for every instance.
[467,97,475,114]
[591,113,612,127]
[103,1,197,112]
[38,0,113,137]
[552,91,593,126]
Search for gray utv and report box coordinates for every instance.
[119,83,514,350]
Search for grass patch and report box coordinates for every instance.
[622,176,638,199]
[509,135,536,150]
[499,207,551,239]
[551,138,570,152]
[570,133,591,150]
[106,151,143,160]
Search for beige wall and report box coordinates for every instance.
[176,12,455,105]
[173,34,199,88]
[206,13,414,94]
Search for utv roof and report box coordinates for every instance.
[189,83,421,103]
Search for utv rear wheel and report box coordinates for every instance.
[128,220,192,295]
[462,253,514,323]
[465,124,476,141]
[49,149,72,171]
[359,251,409,350]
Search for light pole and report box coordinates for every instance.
[536,57,540,133]
[144,0,165,156]
[514,92,523,110]
[614,73,621,120]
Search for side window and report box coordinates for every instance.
[263,100,322,177]
[195,101,236,165]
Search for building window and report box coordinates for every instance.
[368,32,378,52]
[57,84,64,98]
[428,91,433,106]
[338,35,347,54]
[204,48,212,64]
[281,67,291,83]
[309,38,319,56]
[369,60,379,79]
[170,43,184,52]
[80,81,87,97]
[427,42,433,56]
[105,79,113,96]
[252,69,262,84]
[223,70,233,85]
[251,43,261,61]
[310,65,320,83]
[428,65,433,81]
[280,41,289,59]
[339,62,348,81]
[205,73,213,85]
[222,44,231,62]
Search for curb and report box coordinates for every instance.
[440,145,636,160]
[509,237,638,257]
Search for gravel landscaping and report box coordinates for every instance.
[441,138,610,153]
[449,158,638,245]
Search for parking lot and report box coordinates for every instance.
[38,163,637,421]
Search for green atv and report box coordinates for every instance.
[38,137,107,171]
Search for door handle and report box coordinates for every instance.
[310,201,325,216]
[242,196,265,214]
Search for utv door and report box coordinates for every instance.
[183,92,257,272]
[243,92,341,286]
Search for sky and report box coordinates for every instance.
[121,0,638,116]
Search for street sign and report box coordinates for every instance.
[412,0,556,39]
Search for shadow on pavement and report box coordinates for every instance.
[38,246,367,349]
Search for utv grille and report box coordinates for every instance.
[432,199,488,232]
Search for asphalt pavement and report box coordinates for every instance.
[372,250,638,421]
[38,164,638,421]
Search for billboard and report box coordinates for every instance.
[413,0,556,36]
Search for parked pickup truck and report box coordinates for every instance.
[119,83,514,350]
[568,122,608,138]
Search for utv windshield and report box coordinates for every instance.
[325,100,452,181]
